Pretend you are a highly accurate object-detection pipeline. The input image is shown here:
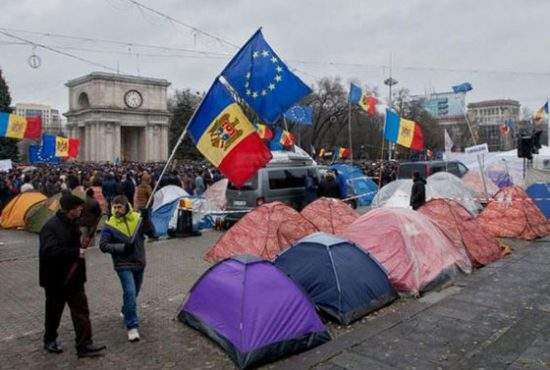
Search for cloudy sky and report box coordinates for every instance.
[1,0,549,116]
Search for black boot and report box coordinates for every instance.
[44,340,63,354]
[77,344,106,358]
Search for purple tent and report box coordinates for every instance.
[178,255,330,369]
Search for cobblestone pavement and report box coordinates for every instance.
[1,229,549,369]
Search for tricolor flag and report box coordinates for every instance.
[384,109,424,151]
[56,136,69,157]
[0,112,42,139]
[533,102,548,124]
[269,127,295,150]
[338,147,350,159]
[256,123,273,141]
[187,80,272,187]
[349,83,378,117]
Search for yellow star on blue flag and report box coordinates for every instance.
[221,28,312,124]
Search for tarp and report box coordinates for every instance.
[477,186,550,240]
[205,202,317,263]
[526,183,550,219]
[419,199,502,267]
[0,192,47,229]
[24,193,62,233]
[300,197,358,234]
[274,233,396,324]
[331,164,378,206]
[342,207,472,296]
[372,173,481,215]
[179,256,330,369]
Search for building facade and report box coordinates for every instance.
[64,72,171,162]
[467,99,520,151]
[15,102,64,135]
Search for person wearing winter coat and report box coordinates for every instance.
[133,172,152,211]
[99,195,152,342]
[317,172,341,199]
[410,171,427,210]
[39,194,106,358]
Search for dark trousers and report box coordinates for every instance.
[44,286,93,350]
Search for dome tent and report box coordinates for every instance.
[24,193,62,233]
[343,207,472,296]
[477,186,550,240]
[300,197,358,234]
[150,185,189,237]
[205,202,316,263]
[419,199,502,267]
[1,192,47,229]
[330,164,378,206]
[179,255,330,369]
[274,233,396,325]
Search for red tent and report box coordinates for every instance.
[301,197,359,234]
[477,186,550,240]
[205,202,317,263]
[419,199,502,267]
[342,207,471,296]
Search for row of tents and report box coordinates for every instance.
[177,173,550,369]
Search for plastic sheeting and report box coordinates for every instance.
[331,164,378,206]
[372,173,481,215]
[418,199,502,267]
[179,256,329,369]
[342,207,472,296]
[526,183,550,218]
[477,186,550,240]
[300,197,358,234]
[205,202,317,262]
[275,233,396,324]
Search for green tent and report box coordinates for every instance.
[24,193,62,233]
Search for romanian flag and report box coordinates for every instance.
[0,112,42,139]
[533,102,548,124]
[256,123,273,141]
[349,83,378,117]
[187,80,272,187]
[384,109,424,151]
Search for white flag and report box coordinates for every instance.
[444,129,453,152]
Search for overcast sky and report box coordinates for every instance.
[1,0,549,116]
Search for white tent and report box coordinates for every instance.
[152,185,189,212]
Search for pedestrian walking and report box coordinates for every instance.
[39,194,106,358]
[99,195,152,342]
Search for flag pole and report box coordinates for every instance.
[378,112,387,188]
[347,101,353,162]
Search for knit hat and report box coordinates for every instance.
[60,193,85,211]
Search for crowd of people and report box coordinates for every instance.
[0,161,222,213]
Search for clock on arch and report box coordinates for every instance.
[124,89,143,108]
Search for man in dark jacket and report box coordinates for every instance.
[99,195,151,342]
[317,172,341,199]
[39,194,106,358]
[410,171,427,210]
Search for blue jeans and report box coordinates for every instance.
[116,269,144,330]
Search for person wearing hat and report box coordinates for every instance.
[39,194,106,358]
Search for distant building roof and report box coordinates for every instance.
[467,99,520,109]
[65,72,171,88]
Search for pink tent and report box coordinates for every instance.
[342,207,471,296]
[205,202,317,263]
[419,199,502,267]
[301,197,359,234]
[477,186,550,240]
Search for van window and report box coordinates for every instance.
[399,163,425,178]
[268,168,307,189]
[227,177,258,191]
[430,164,446,175]
[457,163,468,177]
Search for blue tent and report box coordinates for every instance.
[526,183,550,219]
[150,185,189,237]
[274,233,396,325]
[331,164,378,206]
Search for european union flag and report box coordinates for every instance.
[283,105,313,125]
[452,82,473,93]
[222,29,312,124]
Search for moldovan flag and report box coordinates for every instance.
[187,80,272,187]
[384,109,424,151]
[256,123,273,141]
[349,83,378,117]
[55,136,69,157]
[0,112,42,139]
[339,147,350,159]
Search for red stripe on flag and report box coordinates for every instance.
[410,123,424,151]
[68,138,80,158]
[24,116,42,139]
[219,133,272,187]
[366,97,378,117]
